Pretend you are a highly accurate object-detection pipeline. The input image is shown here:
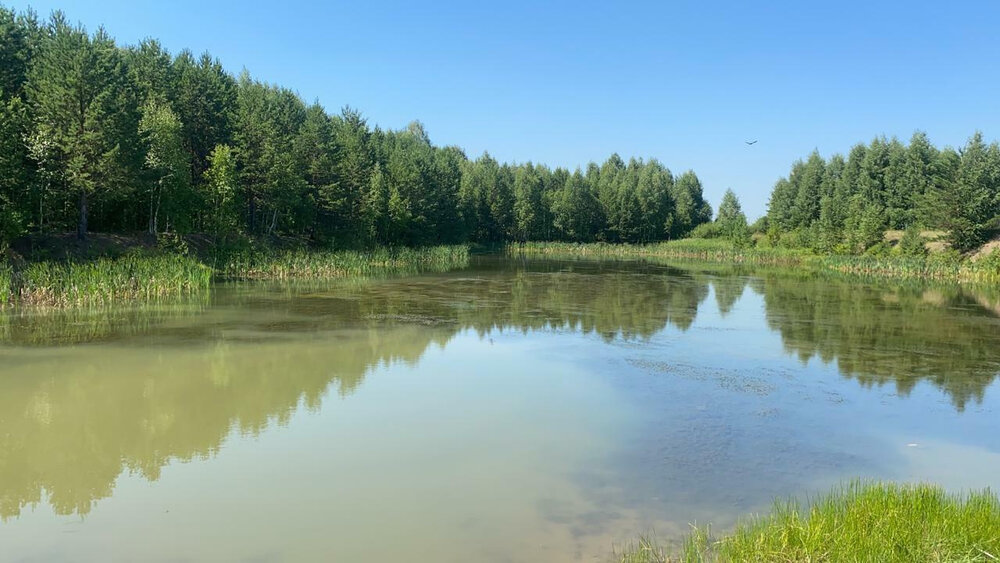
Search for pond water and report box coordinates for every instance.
[2,256,999,562]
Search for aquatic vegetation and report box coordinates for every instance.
[13,253,213,307]
[0,245,469,308]
[0,262,12,307]
[618,481,1000,562]
[511,240,809,267]
[218,245,469,280]
[511,240,1000,282]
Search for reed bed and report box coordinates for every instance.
[0,262,12,307]
[511,241,1000,283]
[617,481,1000,562]
[13,253,213,307]
[0,245,469,308]
[511,240,809,267]
[218,245,469,280]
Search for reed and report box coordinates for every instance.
[0,262,12,307]
[15,253,212,307]
[218,245,469,280]
[511,241,1000,283]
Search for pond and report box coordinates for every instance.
[2,256,999,562]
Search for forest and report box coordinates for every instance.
[762,132,1000,254]
[0,7,714,250]
[4,5,999,263]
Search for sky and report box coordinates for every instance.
[7,0,1000,219]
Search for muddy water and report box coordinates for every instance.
[1,257,999,562]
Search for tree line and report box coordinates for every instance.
[0,7,714,249]
[764,131,1000,253]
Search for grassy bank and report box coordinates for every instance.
[619,481,1000,562]
[1,244,470,308]
[510,240,1000,283]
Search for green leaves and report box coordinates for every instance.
[768,132,1000,256]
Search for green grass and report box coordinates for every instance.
[217,244,470,280]
[616,481,1000,562]
[510,240,1000,283]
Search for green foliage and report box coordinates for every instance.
[139,99,190,233]
[1,5,747,253]
[715,189,750,247]
[27,13,139,240]
[897,224,927,257]
[0,92,29,244]
[767,132,1000,257]
[689,222,721,239]
[203,144,239,241]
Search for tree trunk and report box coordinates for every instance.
[153,182,162,234]
[77,190,88,241]
[149,185,156,234]
[248,192,257,234]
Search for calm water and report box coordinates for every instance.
[2,257,1000,562]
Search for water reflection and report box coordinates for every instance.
[759,276,1000,411]
[1,257,999,524]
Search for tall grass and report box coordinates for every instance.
[511,240,809,267]
[0,262,12,307]
[0,245,469,308]
[511,241,1000,283]
[15,253,212,307]
[218,245,469,280]
[616,481,1000,562]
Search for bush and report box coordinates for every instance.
[897,225,927,257]
[689,222,721,239]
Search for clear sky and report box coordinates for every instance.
[7,0,1000,219]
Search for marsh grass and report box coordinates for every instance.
[14,253,213,307]
[0,262,12,307]
[617,482,1000,563]
[511,240,809,267]
[0,244,469,308]
[218,245,469,280]
[512,241,1000,283]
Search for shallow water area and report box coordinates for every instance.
[2,256,999,562]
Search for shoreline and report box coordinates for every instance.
[5,235,1000,309]
[0,243,470,308]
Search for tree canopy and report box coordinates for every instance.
[0,6,713,247]
[765,132,1000,253]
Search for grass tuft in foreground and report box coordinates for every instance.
[617,481,1000,562]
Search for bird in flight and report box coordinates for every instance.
[745,140,758,145]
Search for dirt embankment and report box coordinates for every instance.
[7,232,230,263]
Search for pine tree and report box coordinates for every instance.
[27,14,132,240]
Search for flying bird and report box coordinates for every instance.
[745,140,758,145]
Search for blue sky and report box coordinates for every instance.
[8,0,1000,218]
